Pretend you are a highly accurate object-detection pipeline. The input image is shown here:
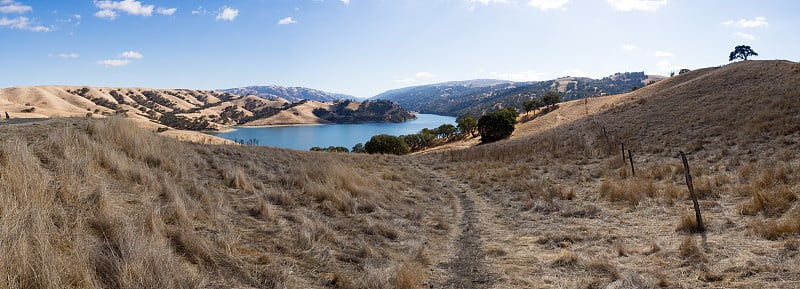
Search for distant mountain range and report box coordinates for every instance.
[0,86,414,132]
[219,85,356,103]
[371,73,665,117]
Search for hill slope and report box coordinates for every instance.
[0,86,413,131]
[1,60,798,289]
[421,60,800,288]
[220,85,356,102]
[372,73,663,117]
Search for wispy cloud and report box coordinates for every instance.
[560,69,593,78]
[341,0,351,4]
[394,78,417,84]
[656,59,680,73]
[733,32,755,40]
[0,1,32,14]
[58,53,79,59]
[120,51,143,59]
[93,0,154,20]
[277,17,296,25]
[156,7,176,16]
[654,50,673,57]
[465,0,510,5]
[488,70,547,82]
[0,16,49,31]
[0,1,49,31]
[415,71,438,78]
[721,16,768,28]
[606,0,667,12]
[98,59,132,67]
[191,6,207,15]
[621,44,637,51]
[216,6,238,21]
[394,71,440,83]
[527,0,569,11]
[98,50,143,67]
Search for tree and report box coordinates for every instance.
[477,107,518,143]
[542,91,561,109]
[729,45,758,61]
[365,134,410,155]
[433,124,458,139]
[351,143,366,153]
[402,132,435,152]
[456,115,478,137]
[522,99,544,116]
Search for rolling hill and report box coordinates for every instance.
[220,85,357,103]
[372,72,664,117]
[0,86,413,136]
[0,60,798,288]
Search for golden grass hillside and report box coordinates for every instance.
[1,60,798,289]
[421,60,800,288]
[0,117,461,289]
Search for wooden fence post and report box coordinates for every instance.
[628,150,635,177]
[680,151,705,233]
[621,142,625,161]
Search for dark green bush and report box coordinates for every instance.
[478,107,518,143]
[365,134,410,155]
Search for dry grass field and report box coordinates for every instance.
[1,60,799,288]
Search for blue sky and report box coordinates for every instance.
[1,0,798,98]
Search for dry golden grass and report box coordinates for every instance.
[421,60,800,288]
[0,117,457,289]
[2,60,800,288]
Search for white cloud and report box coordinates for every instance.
[734,31,755,40]
[156,7,176,16]
[120,51,143,59]
[606,0,667,12]
[0,2,32,14]
[722,16,768,28]
[216,6,238,21]
[341,0,350,4]
[0,16,49,31]
[656,60,680,73]
[654,50,673,57]
[465,0,510,4]
[94,9,117,19]
[394,78,417,84]
[489,70,547,82]
[621,44,637,51]
[527,0,569,11]
[560,69,593,78]
[191,6,207,15]
[277,16,296,25]
[415,71,438,78]
[58,53,79,59]
[98,59,132,67]
[93,0,154,19]
[394,71,439,83]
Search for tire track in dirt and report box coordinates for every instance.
[420,165,496,289]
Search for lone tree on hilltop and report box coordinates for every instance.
[729,45,758,61]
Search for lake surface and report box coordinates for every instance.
[212,114,456,151]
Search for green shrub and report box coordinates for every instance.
[478,107,518,143]
[365,134,410,155]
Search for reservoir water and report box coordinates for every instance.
[212,114,457,151]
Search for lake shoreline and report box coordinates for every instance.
[212,114,456,151]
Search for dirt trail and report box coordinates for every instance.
[416,162,515,289]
